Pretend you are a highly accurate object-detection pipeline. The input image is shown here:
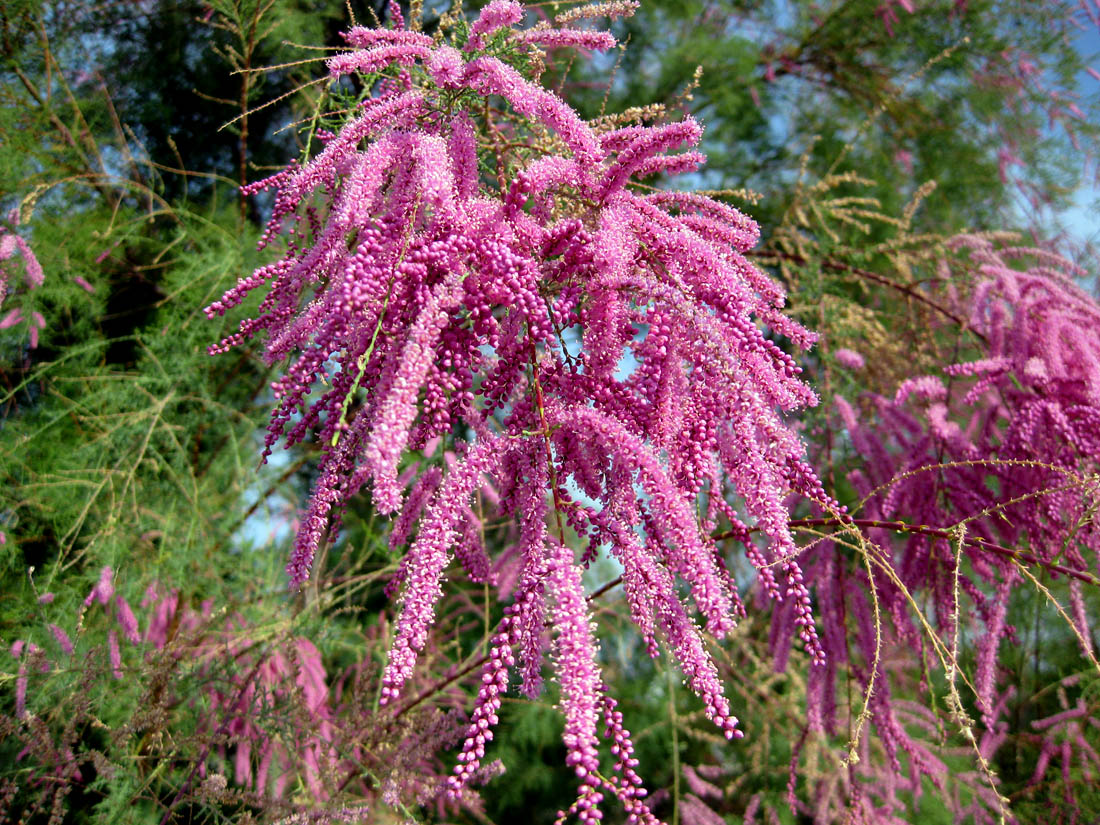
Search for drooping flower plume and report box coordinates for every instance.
[206,2,836,816]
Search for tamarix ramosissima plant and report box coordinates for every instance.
[205,0,841,819]
[1,0,1098,822]
[3,565,488,823]
[822,236,1100,821]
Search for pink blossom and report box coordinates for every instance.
[894,374,947,404]
[115,595,141,644]
[553,1,638,24]
[340,27,433,49]
[48,624,74,655]
[363,268,467,514]
[84,566,115,607]
[547,543,602,786]
[834,348,865,369]
[462,56,604,166]
[380,436,503,702]
[108,631,122,679]
[28,311,44,349]
[449,611,516,794]
[466,0,525,51]
[601,117,703,197]
[517,28,617,53]
[427,44,465,88]
[326,42,432,77]
[0,226,43,289]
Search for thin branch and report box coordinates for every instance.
[714,518,1100,587]
[752,249,984,340]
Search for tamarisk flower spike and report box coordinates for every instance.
[548,541,603,787]
[340,27,434,49]
[0,213,43,292]
[326,42,433,76]
[466,0,525,51]
[517,27,618,53]
[554,0,639,24]
[380,435,503,703]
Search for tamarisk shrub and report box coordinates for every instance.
[206,0,839,817]
[3,566,481,821]
[6,570,339,806]
[836,236,1100,667]
[784,236,1100,822]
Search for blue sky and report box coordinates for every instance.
[1060,12,1100,252]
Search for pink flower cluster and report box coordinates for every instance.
[841,237,1100,633]
[809,236,1100,819]
[207,2,837,818]
[12,568,337,801]
[0,211,45,348]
